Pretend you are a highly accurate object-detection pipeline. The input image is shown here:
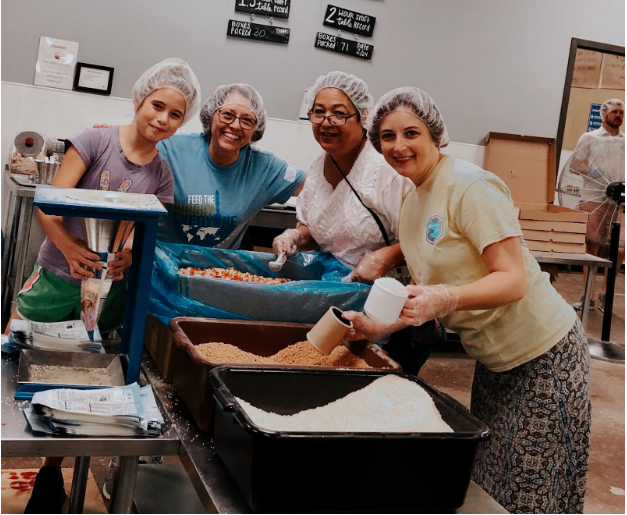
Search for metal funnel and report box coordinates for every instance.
[81,218,123,254]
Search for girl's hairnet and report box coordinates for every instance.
[310,71,374,127]
[367,87,450,151]
[199,84,267,143]
[132,58,201,126]
[601,99,625,121]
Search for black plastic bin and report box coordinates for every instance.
[210,367,490,513]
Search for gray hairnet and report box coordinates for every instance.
[199,84,267,143]
[367,87,450,151]
[132,58,201,126]
[310,71,374,128]
[601,99,625,121]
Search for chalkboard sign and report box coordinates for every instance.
[322,5,376,38]
[234,0,290,19]
[227,20,290,44]
[315,32,373,61]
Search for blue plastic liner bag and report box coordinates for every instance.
[148,242,371,325]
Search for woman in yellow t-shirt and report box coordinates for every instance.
[344,87,590,514]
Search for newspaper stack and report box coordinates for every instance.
[23,383,164,437]
[7,319,104,353]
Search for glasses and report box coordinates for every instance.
[217,109,258,130]
[307,111,359,126]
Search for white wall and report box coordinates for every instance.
[1,0,624,145]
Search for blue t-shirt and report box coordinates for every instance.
[157,133,305,248]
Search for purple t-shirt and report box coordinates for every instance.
[38,126,174,284]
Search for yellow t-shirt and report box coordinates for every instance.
[399,155,576,372]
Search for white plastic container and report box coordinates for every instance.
[364,278,409,325]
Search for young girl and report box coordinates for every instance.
[20,57,201,514]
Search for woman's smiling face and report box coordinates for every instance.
[210,92,257,152]
[310,87,364,156]
[378,109,441,186]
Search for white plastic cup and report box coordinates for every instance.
[364,278,409,325]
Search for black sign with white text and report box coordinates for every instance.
[314,32,373,60]
[322,5,376,37]
[227,20,290,44]
[234,0,291,19]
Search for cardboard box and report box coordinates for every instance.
[484,133,588,253]
[519,219,587,234]
[522,230,585,244]
[524,240,586,254]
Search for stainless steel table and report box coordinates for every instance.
[531,251,612,327]
[142,355,507,514]
[2,176,37,316]
[1,354,179,513]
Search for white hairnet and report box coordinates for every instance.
[132,58,201,126]
[367,87,450,151]
[310,71,374,128]
[601,99,625,121]
[199,84,267,143]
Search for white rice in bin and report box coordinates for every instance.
[375,277,408,297]
[235,375,453,433]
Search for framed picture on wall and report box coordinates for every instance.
[73,62,114,95]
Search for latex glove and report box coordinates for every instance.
[588,166,603,180]
[341,310,395,343]
[272,228,301,257]
[400,284,460,327]
[107,249,132,281]
[345,253,390,284]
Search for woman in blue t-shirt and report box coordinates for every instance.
[156,83,306,249]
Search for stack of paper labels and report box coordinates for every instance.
[23,383,164,437]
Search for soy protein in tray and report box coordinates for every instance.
[196,341,371,368]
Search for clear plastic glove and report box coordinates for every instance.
[344,253,389,284]
[400,284,460,327]
[341,310,395,343]
[588,166,603,180]
[272,228,301,257]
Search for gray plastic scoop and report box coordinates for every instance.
[269,252,286,271]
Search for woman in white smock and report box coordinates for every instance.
[273,72,443,374]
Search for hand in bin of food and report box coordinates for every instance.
[272,228,301,257]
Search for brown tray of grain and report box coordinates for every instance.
[169,317,402,433]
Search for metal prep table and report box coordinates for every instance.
[531,251,612,327]
[142,354,508,514]
[1,354,180,513]
[2,176,37,317]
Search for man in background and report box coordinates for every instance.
[571,99,625,311]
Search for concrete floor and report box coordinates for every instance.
[2,270,624,514]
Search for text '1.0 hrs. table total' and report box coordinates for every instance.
[234,0,291,18]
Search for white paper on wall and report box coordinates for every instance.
[33,37,79,90]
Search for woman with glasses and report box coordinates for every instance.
[157,83,306,248]
[272,71,442,375]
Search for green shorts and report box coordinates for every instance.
[17,262,127,332]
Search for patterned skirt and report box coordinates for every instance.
[471,320,591,514]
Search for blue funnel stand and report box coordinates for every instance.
[33,186,167,383]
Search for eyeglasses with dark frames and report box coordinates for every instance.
[217,108,258,130]
[307,111,359,126]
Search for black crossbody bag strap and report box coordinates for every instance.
[328,154,391,246]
